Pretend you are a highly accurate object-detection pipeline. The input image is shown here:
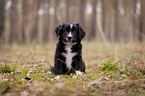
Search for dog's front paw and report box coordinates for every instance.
[75,71,82,76]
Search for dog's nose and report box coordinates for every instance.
[68,37,72,40]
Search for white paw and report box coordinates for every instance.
[75,71,82,76]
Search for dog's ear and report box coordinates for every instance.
[77,23,86,40]
[55,24,62,37]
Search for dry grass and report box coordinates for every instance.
[0,41,145,96]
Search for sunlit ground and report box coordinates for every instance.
[0,41,145,95]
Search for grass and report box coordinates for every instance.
[0,41,145,96]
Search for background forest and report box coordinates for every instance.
[0,0,145,96]
[0,0,145,43]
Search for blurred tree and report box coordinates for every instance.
[109,0,115,41]
[139,0,145,41]
[122,0,128,42]
[43,0,50,42]
[103,0,110,41]
[17,0,23,43]
[62,0,67,23]
[132,0,138,41]
[10,0,17,43]
[54,0,59,26]
[31,0,39,41]
[48,0,55,41]
[79,0,86,28]
[66,0,69,22]
[66,0,77,22]
[53,0,60,39]
[128,0,134,41]
[0,0,5,39]
[142,0,145,40]
[115,0,119,41]
[23,0,39,43]
[101,0,106,33]
[0,0,144,43]
[89,0,97,40]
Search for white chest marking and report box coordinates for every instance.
[62,43,76,70]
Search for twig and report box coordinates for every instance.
[57,58,76,72]
[1,86,10,94]
[42,74,51,81]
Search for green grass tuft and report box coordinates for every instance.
[0,64,16,73]
[100,61,119,71]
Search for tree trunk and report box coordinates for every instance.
[60,0,67,23]
[132,0,138,41]
[66,0,69,22]
[22,0,25,42]
[23,0,39,43]
[104,0,110,41]
[139,0,144,41]
[0,0,5,39]
[101,0,106,33]
[128,0,133,41]
[54,0,59,26]
[142,0,145,40]
[10,0,17,43]
[48,0,55,41]
[43,0,50,42]
[115,0,119,41]
[31,0,39,41]
[89,0,97,40]
[109,0,115,41]
[79,0,85,27]
[66,0,76,22]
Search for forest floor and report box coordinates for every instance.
[0,41,145,96]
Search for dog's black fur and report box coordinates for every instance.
[51,22,86,75]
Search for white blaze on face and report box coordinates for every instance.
[68,32,72,37]
[70,24,73,29]
[68,24,73,37]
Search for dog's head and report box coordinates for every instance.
[55,22,85,43]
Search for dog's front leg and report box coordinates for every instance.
[53,56,67,75]
[72,56,85,75]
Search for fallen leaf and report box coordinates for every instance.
[0,78,8,82]
[47,71,52,74]
[55,83,65,89]
[121,74,127,78]
[129,76,135,80]
[54,76,60,80]
[1,86,10,94]
[73,75,77,79]
[20,91,29,96]
[141,84,145,89]
[26,71,32,77]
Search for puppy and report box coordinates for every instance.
[51,22,85,75]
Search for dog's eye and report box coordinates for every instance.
[73,31,77,35]
[64,31,68,34]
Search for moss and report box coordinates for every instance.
[100,61,119,71]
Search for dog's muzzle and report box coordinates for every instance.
[67,37,73,42]
[66,32,73,42]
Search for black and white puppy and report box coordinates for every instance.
[51,22,85,75]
